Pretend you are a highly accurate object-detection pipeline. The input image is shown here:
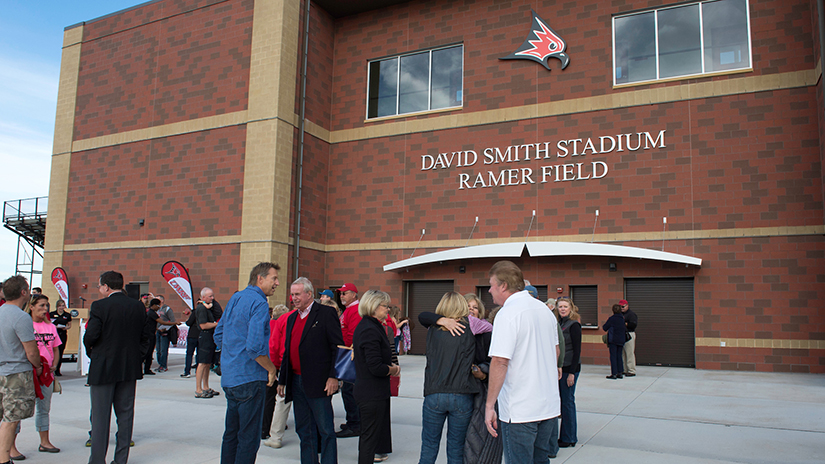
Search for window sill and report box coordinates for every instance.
[613,67,753,89]
[364,105,463,124]
[582,325,601,330]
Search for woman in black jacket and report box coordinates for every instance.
[353,290,399,464]
[553,297,582,447]
[418,292,478,464]
[603,304,627,379]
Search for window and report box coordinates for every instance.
[613,0,751,85]
[367,45,463,119]
[570,285,598,328]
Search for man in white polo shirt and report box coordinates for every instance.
[485,261,561,462]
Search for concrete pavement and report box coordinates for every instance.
[10,352,824,463]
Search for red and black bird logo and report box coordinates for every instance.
[500,10,570,71]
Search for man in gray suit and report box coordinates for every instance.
[84,271,151,464]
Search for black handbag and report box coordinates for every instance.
[167,325,179,346]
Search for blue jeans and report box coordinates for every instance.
[559,372,579,444]
[501,417,557,464]
[418,393,474,464]
[292,375,337,464]
[155,332,169,369]
[184,338,198,376]
[221,380,266,464]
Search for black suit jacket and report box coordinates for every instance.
[353,315,392,404]
[278,302,343,403]
[84,292,151,385]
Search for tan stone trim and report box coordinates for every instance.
[71,111,248,152]
[583,335,825,350]
[323,224,825,253]
[53,28,84,155]
[61,235,243,252]
[696,337,825,350]
[612,68,754,89]
[363,105,463,124]
[43,26,84,306]
[64,67,818,152]
[237,0,300,303]
[329,68,817,144]
[57,224,824,254]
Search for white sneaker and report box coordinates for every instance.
[263,438,282,449]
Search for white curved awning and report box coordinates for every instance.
[383,241,701,271]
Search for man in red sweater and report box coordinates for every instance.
[336,283,361,438]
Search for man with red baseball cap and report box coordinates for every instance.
[620,299,637,377]
[337,283,361,438]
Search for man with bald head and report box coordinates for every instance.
[194,287,221,398]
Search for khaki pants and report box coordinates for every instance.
[622,332,636,374]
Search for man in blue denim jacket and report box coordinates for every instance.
[214,262,280,464]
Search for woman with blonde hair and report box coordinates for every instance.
[417,292,478,464]
[464,293,486,320]
[554,297,582,448]
[353,290,398,464]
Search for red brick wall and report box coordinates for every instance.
[329,0,814,131]
[321,237,825,373]
[61,244,240,310]
[298,0,335,130]
[64,126,246,244]
[74,0,253,140]
[326,89,822,245]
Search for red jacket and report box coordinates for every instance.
[269,310,297,368]
[340,302,362,347]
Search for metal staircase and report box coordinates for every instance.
[3,197,47,283]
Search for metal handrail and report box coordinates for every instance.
[3,197,48,221]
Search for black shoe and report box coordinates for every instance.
[558,441,576,448]
[144,370,156,375]
[339,423,349,431]
[606,375,617,379]
[617,375,623,379]
[335,428,360,438]
[624,373,636,377]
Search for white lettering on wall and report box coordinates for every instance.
[422,129,665,190]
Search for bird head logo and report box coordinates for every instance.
[500,10,570,71]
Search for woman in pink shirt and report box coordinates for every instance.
[26,294,62,453]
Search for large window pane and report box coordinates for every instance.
[399,52,430,115]
[431,46,462,110]
[703,0,750,72]
[614,12,656,84]
[658,4,701,78]
[367,58,398,118]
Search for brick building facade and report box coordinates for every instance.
[44,0,825,372]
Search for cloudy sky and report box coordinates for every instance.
[1,1,141,288]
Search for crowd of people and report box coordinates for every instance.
[0,261,638,464]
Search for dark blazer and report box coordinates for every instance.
[84,291,151,385]
[353,315,392,404]
[602,314,627,346]
[278,302,343,403]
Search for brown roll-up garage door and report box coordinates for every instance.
[406,281,454,355]
[625,278,695,367]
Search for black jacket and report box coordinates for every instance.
[603,314,627,346]
[419,314,478,397]
[623,309,638,332]
[353,315,392,404]
[278,302,343,403]
[84,292,151,385]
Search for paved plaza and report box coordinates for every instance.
[11,352,825,463]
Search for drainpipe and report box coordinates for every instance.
[293,0,311,281]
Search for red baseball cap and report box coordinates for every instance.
[619,299,628,305]
[340,283,358,293]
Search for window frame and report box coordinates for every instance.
[612,0,752,87]
[366,44,464,120]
